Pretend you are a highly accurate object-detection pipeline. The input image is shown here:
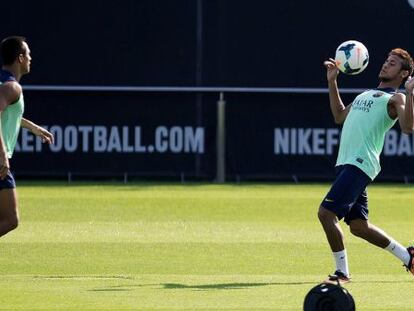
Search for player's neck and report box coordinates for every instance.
[2,65,22,82]
[377,81,400,91]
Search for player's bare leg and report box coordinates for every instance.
[349,219,390,248]
[318,206,351,284]
[0,188,19,237]
[318,206,345,252]
[350,218,414,276]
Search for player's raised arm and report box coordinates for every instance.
[391,77,414,134]
[324,59,351,124]
[402,76,414,132]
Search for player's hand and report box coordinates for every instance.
[405,76,414,94]
[32,126,54,144]
[0,152,10,180]
[324,58,339,82]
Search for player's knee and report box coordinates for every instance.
[349,223,368,238]
[318,206,334,224]
[7,215,19,231]
[317,206,326,222]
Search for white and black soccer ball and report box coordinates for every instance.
[304,283,355,311]
[335,40,369,75]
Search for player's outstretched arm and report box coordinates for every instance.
[21,118,54,144]
[324,59,351,124]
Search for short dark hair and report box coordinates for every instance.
[0,36,27,65]
[389,48,414,83]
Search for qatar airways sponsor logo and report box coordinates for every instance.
[15,125,205,154]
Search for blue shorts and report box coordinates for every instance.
[320,164,371,225]
[0,170,16,190]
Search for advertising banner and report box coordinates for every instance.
[12,91,217,179]
[13,91,414,181]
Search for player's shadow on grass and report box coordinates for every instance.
[162,281,316,290]
[88,281,316,292]
[162,279,414,290]
[88,279,414,292]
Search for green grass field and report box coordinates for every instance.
[0,182,413,310]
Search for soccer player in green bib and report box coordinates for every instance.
[320,48,414,284]
[0,36,53,238]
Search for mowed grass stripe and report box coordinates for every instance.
[3,221,413,244]
[2,221,326,243]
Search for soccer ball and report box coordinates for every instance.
[304,283,355,311]
[335,40,369,75]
